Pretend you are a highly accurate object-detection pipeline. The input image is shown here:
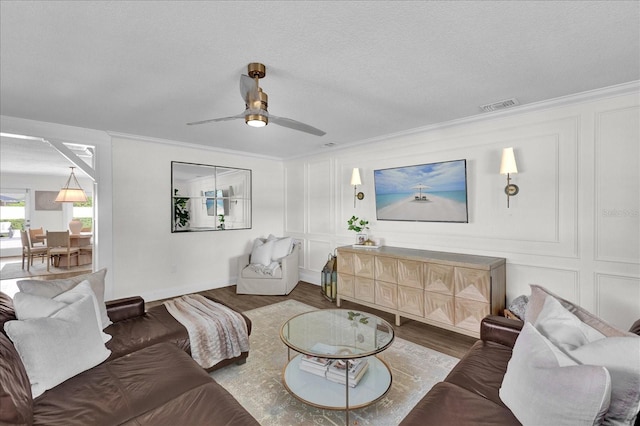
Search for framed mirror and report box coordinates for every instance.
[171,161,252,232]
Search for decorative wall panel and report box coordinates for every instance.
[595,106,640,264]
[308,160,332,235]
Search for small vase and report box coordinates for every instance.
[356,233,367,245]
[69,220,82,234]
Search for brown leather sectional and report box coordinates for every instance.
[0,291,259,426]
[401,315,640,426]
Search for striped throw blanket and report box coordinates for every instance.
[163,294,250,369]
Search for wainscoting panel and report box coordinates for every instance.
[595,273,640,330]
[506,263,579,305]
[307,239,333,274]
[595,106,640,264]
[285,163,305,234]
[307,159,333,235]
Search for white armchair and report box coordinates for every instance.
[236,242,300,295]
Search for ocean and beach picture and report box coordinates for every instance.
[374,159,468,223]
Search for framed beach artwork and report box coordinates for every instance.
[374,159,469,223]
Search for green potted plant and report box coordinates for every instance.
[173,189,190,231]
[347,216,369,245]
[217,214,225,230]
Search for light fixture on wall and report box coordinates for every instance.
[55,166,88,203]
[351,168,364,208]
[499,147,519,208]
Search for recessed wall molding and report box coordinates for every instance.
[594,273,640,330]
[594,105,640,264]
[332,117,578,259]
[506,263,580,305]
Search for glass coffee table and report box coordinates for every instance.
[280,309,394,424]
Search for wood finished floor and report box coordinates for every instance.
[148,281,476,359]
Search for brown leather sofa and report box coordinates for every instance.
[0,291,259,426]
[401,315,640,426]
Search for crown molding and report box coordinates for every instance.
[106,131,282,162]
[286,80,640,161]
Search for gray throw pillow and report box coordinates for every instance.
[17,268,111,329]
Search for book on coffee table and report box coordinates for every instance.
[326,358,369,387]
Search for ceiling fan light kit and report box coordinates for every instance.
[187,62,325,136]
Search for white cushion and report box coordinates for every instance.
[13,281,111,344]
[4,294,111,398]
[271,237,293,261]
[526,285,631,337]
[528,285,640,425]
[569,336,640,425]
[17,269,112,329]
[534,294,605,351]
[500,323,612,426]
[250,239,274,266]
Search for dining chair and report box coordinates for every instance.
[28,227,45,247]
[20,230,48,271]
[46,230,80,271]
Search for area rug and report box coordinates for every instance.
[210,300,459,425]
[0,261,92,280]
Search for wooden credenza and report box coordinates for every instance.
[336,245,506,338]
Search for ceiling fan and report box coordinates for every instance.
[187,63,326,136]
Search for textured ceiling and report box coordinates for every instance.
[1,1,639,164]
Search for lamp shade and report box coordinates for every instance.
[55,167,88,203]
[55,188,87,203]
[500,147,518,175]
[350,168,362,186]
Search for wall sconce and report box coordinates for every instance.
[350,168,364,208]
[55,166,88,203]
[499,147,519,208]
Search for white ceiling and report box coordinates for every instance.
[1,1,639,164]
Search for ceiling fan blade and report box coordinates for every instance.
[239,74,258,103]
[270,115,326,136]
[186,113,244,126]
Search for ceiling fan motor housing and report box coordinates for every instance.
[247,62,266,79]
[245,88,269,127]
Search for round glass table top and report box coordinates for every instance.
[280,309,394,358]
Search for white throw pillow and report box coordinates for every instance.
[17,268,111,329]
[13,282,111,344]
[500,323,611,426]
[251,239,274,266]
[568,337,640,425]
[529,286,640,425]
[271,237,293,261]
[526,285,631,337]
[534,294,605,351]
[54,281,112,343]
[4,294,111,398]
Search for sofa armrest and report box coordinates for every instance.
[237,253,250,275]
[106,296,145,323]
[280,243,299,272]
[480,315,523,348]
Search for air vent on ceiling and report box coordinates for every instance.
[479,98,520,112]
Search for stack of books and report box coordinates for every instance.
[299,353,331,377]
[298,343,336,377]
[325,358,369,387]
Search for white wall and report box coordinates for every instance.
[284,85,640,330]
[110,136,285,301]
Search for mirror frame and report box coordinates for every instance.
[171,161,252,233]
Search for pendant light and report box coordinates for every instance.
[55,166,88,203]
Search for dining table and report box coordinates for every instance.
[33,232,92,247]
[33,232,93,267]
